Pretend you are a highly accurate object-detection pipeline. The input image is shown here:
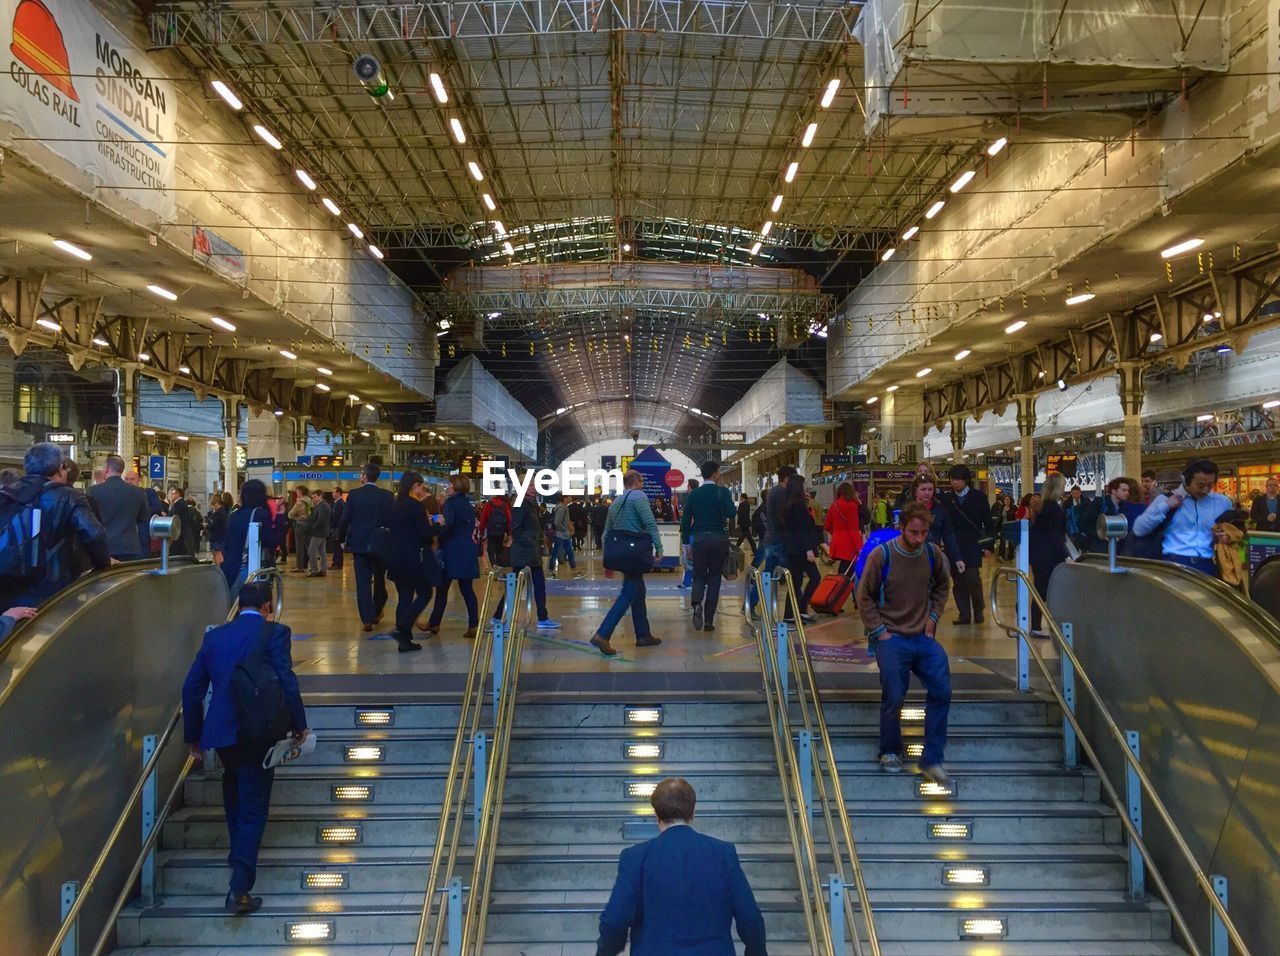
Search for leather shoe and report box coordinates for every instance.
[635,635,662,647]
[225,892,263,915]
[397,638,422,653]
[951,618,972,626]
[361,623,374,633]
[590,635,618,656]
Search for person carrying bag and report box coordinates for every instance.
[593,472,664,656]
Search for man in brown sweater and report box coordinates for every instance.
[856,501,954,787]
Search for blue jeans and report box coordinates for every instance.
[217,745,276,896]
[549,537,577,570]
[876,633,951,767]
[597,570,650,641]
[747,542,785,611]
[493,564,550,622]
[1163,553,1218,577]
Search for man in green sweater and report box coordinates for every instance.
[679,460,738,631]
[855,501,954,788]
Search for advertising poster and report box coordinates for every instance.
[628,446,672,504]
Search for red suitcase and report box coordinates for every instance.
[811,568,856,614]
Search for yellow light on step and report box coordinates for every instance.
[901,706,925,721]
[906,743,924,758]
[625,742,664,760]
[287,920,336,941]
[303,871,349,890]
[625,706,663,725]
[355,708,394,727]
[318,825,362,844]
[344,745,384,762]
[960,917,1006,940]
[626,780,658,798]
[929,820,972,840]
[918,780,956,798]
[331,785,373,802]
[944,866,989,886]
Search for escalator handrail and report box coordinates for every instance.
[990,565,1249,956]
[230,566,286,624]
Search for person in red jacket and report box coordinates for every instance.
[476,493,514,567]
[824,482,864,574]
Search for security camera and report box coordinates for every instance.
[353,55,392,99]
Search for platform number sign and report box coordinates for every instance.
[148,455,166,481]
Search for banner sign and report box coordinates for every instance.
[1,0,177,217]
[193,226,247,282]
[629,446,672,504]
[820,453,851,470]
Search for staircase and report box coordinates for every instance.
[114,692,1183,955]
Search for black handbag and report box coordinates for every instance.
[602,492,654,574]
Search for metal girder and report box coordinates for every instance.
[921,251,1280,424]
[150,1,859,47]
[1145,409,1277,452]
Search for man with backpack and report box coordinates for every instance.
[477,492,514,567]
[1,442,111,608]
[182,581,307,916]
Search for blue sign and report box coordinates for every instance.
[246,457,274,468]
[296,455,313,466]
[148,455,166,481]
[601,455,617,470]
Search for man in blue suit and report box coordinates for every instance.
[336,462,394,631]
[597,777,766,955]
[183,582,308,915]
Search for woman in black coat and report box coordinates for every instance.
[490,498,559,629]
[777,475,820,625]
[384,471,442,652]
[1028,473,1069,636]
[220,480,279,595]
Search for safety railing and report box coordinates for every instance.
[413,566,533,956]
[226,566,285,623]
[748,565,881,956]
[46,564,283,956]
[990,565,1250,956]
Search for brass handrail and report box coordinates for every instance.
[415,569,502,956]
[990,566,1250,956]
[747,565,830,953]
[772,567,881,956]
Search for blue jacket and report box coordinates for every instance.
[337,482,394,556]
[437,492,481,580]
[597,825,766,956]
[1133,489,1233,560]
[220,505,280,591]
[182,612,307,751]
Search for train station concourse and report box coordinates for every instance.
[2,1,1280,954]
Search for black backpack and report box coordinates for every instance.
[230,619,293,749]
[0,483,48,584]
[750,502,767,540]
[486,504,509,539]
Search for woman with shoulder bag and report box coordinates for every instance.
[423,474,482,639]
[590,470,664,657]
[384,471,441,653]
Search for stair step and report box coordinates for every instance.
[114,946,1183,956]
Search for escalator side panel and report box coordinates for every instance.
[1048,560,1280,955]
[0,563,230,956]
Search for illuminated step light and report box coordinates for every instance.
[902,706,925,721]
[901,225,919,241]
[317,825,362,844]
[210,79,243,111]
[303,870,349,890]
[784,161,798,183]
[954,349,971,361]
[801,122,818,147]
[295,168,317,190]
[331,784,373,802]
[53,238,92,261]
[821,77,840,108]
[146,284,177,301]
[36,318,61,333]
[1160,237,1203,259]
[347,223,365,239]
[624,742,664,760]
[625,706,663,726]
[918,779,956,798]
[950,170,975,193]
[929,819,973,841]
[944,866,990,886]
[960,917,1005,940]
[287,920,336,942]
[210,316,236,332]
[925,200,945,219]
[626,780,658,798]
[253,124,283,150]
[987,137,1008,156]
[1005,320,1027,334]
[1065,292,1095,306]
[429,72,448,103]
[321,197,341,216]
[344,745,384,762]
[355,708,394,727]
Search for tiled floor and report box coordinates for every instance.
[279,549,1053,690]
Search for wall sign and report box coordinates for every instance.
[391,432,418,443]
[47,432,76,443]
[719,431,747,443]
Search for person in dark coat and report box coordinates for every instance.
[384,472,441,652]
[909,474,963,573]
[206,492,231,566]
[939,464,992,625]
[328,489,346,570]
[491,496,560,629]
[220,480,279,594]
[424,474,481,639]
[336,463,394,632]
[777,474,821,626]
[1028,473,1070,636]
[87,454,151,561]
[590,497,609,551]
[167,486,198,556]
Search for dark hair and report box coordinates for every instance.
[295,485,309,496]
[398,470,424,501]
[103,453,126,475]
[948,463,973,484]
[900,501,934,528]
[783,474,807,514]
[836,482,854,501]
[1141,469,1157,480]
[688,479,699,490]
[363,462,382,482]
[239,478,268,510]
[63,459,80,483]
[777,464,797,480]
[700,459,720,480]
[650,777,696,823]
[24,442,64,477]
[323,491,333,502]
[238,582,273,609]
[1183,458,1218,485]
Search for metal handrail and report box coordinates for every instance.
[771,567,881,956]
[43,706,185,956]
[747,565,829,953]
[228,566,285,623]
[990,566,1250,956]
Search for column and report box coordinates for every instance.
[740,456,759,502]
[247,411,294,463]
[222,397,240,495]
[949,415,968,457]
[186,441,219,501]
[797,427,825,480]
[115,366,137,463]
[291,416,310,456]
[880,388,925,464]
[1117,363,1145,478]
[1016,393,1037,499]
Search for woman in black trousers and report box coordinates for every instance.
[384,471,441,652]
[1027,473,1069,637]
[778,475,821,626]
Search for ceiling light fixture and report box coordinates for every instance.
[886,385,899,392]
[925,200,945,219]
[315,382,331,392]
[429,72,448,103]
[901,225,919,241]
[1065,292,1095,306]
[493,221,506,236]
[367,244,384,259]
[449,117,466,144]
[1161,237,1204,259]
[174,434,187,441]
[1057,377,1069,392]
[771,194,783,213]
[92,336,109,347]
[954,349,971,360]
[1262,399,1280,409]
[468,161,484,181]
[348,393,360,402]
[321,197,341,216]
[273,409,284,416]
[295,169,316,190]
[785,161,799,183]
[761,221,773,237]
[482,193,496,211]
[915,367,932,378]
[950,170,976,193]
[1006,320,1027,334]
[179,365,191,374]
[881,247,896,262]
[141,429,156,436]
[280,349,297,360]
[347,223,364,239]
[821,78,840,108]
[801,122,818,147]
[210,79,243,111]
[1149,332,1163,342]
[36,318,61,332]
[252,124,283,150]
[987,137,1008,156]
[52,238,92,261]
[146,284,177,301]
[364,403,375,411]
[750,241,762,256]
[866,395,879,405]
[316,367,333,376]
[502,241,514,255]
[1196,413,1214,422]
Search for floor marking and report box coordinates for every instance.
[527,632,636,662]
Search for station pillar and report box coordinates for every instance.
[186,442,219,500]
[797,428,825,480]
[1016,393,1037,499]
[222,397,240,496]
[115,366,137,464]
[950,415,968,457]
[880,388,924,464]
[1117,363,1145,478]
[740,457,759,502]
[247,411,295,465]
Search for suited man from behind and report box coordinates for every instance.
[939,464,993,625]
[182,582,307,915]
[88,454,151,560]
[337,462,394,631]
[597,777,766,956]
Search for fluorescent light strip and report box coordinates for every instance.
[950,170,975,192]
[750,241,762,256]
[252,124,282,150]
[901,225,919,241]
[761,221,773,237]
[367,244,384,260]
[801,122,818,147]
[482,193,497,211]
[53,238,92,261]
[988,137,1008,156]
[295,168,317,190]
[1161,237,1203,259]
[315,382,331,392]
[821,78,840,108]
[880,247,895,262]
[347,223,364,239]
[915,367,931,378]
[865,396,879,405]
[280,349,297,360]
[784,161,799,183]
[1006,320,1027,334]
[1065,292,1095,306]
[322,197,341,216]
[468,161,485,181]
[954,349,971,360]
[316,366,333,376]
[210,316,236,332]
[146,284,177,301]
[92,336,109,347]
[36,318,61,332]
[210,80,243,111]
[449,117,467,143]
[771,194,783,213]
[925,200,945,219]
[429,72,448,103]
